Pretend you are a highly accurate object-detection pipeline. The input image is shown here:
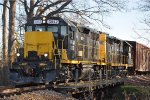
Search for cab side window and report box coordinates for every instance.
[61,26,67,36]
[26,26,32,32]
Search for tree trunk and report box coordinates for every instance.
[8,0,16,68]
[27,0,34,21]
[2,0,8,63]
[1,0,8,85]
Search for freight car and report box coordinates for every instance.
[128,41,150,74]
[10,16,133,84]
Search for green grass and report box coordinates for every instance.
[109,85,150,100]
[120,85,150,94]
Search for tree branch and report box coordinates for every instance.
[20,0,29,15]
[0,3,10,9]
[37,0,68,17]
[32,0,41,9]
[46,0,71,17]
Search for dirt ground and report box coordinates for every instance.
[123,75,150,86]
[0,90,76,100]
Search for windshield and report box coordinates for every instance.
[47,26,58,32]
[35,26,46,31]
[26,25,67,37]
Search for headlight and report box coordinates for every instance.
[43,17,46,20]
[43,20,46,23]
[19,63,27,65]
[17,53,20,57]
[44,53,48,57]
[39,63,47,66]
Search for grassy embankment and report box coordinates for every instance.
[111,84,150,100]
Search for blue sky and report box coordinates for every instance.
[84,0,150,47]
[100,0,150,47]
[0,0,150,47]
[103,9,141,40]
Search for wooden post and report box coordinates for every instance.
[99,68,102,86]
[106,66,108,86]
[75,68,78,90]
[88,70,93,100]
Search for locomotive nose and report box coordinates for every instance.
[24,31,55,60]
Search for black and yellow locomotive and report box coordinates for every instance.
[10,16,133,84]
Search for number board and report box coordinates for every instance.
[34,20,42,24]
[33,19,59,24]
[47,19,59,24]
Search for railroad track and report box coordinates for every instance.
[0,78,124,100]
[0,84,52,98]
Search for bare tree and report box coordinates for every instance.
[139,0,150,12]
[135,0,150,44]
[19,0,72,21]
[19,0,125,24]
[138,0,150,25]
[2,0,8,65]
[8,0,16,67]
[0,0,9,85]
[28,0,35,20]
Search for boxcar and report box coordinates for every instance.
[129,41,150,74]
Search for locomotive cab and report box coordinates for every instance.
[24,17,68,60]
